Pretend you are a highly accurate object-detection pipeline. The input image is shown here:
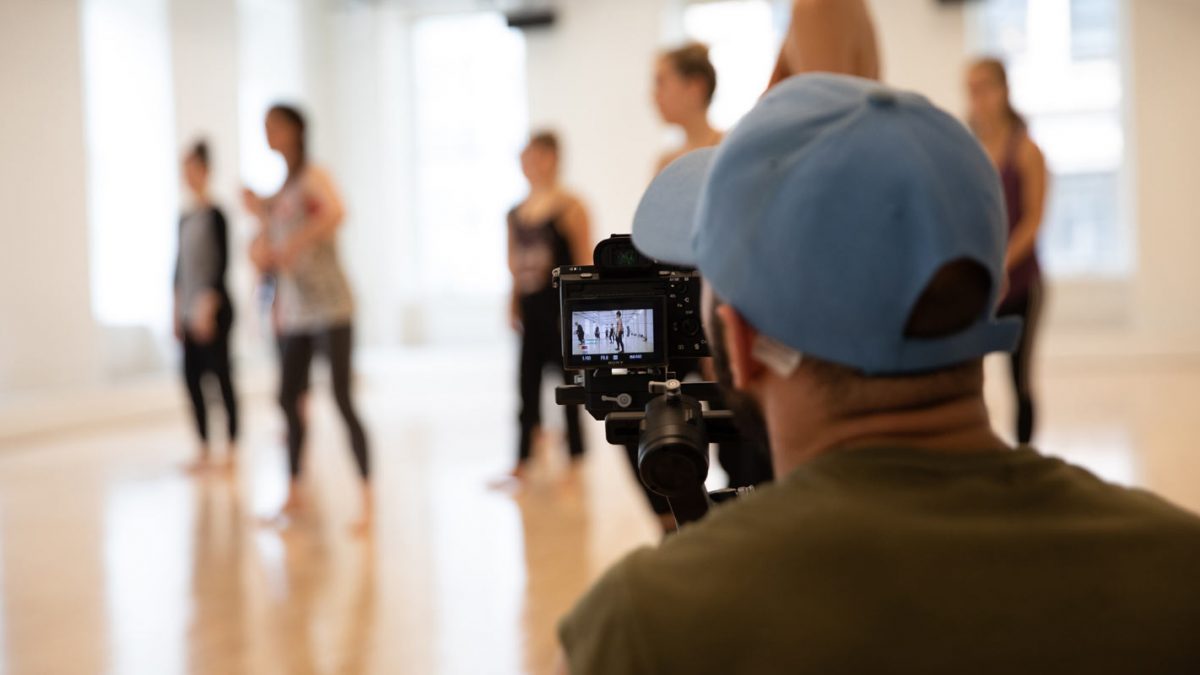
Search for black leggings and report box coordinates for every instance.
[182,305,238,445]
[998,281,1044,445]
[518,292,585,462]
[279,323,370,479]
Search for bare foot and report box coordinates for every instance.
[349,513,373,537]
[217,453,238,477]
[487,463,529,491]
[350,484,374,537]
[182,455,211,475]
[257,511,296,530]
[564,457,585,483]
[258,483,306,530]
[280,482,306,515]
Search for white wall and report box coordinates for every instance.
[868,0,967,114]
[171,0,246,347]
[1128,0,1200,344]
[320,3,413,347]
[524,0,670,243]
[0,0,99,393]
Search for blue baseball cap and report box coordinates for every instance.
[632,73,1020,375]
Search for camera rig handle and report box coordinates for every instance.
[556,369,734,425]
[556,371,749,529]
[606,379,743,527]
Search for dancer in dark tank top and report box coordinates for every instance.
[502,131,593,486]
[967,57,1049,445]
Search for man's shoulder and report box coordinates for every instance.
[1033,449,1200,528]
[561,449,1200,672]
[559,478,855,673]
[612,475,845,594]
[608,448,1200,597]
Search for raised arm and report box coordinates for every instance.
[768,0,881,88]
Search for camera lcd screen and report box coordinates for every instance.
[564,299,665,368]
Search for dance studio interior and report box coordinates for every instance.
[3,0,1200,673]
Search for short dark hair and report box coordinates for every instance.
[663,42,717,106]
[187,139,210,169]
[528,130,560,156]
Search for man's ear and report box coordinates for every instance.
[715,304,765,390]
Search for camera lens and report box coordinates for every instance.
[637,393,709,498]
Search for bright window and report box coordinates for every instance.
[969,0,1130,277]
[81,0,177,328]
[236,0,306,196]
[682,0,779,131]
[410,13,528,296]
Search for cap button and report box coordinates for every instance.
[867,89,898,107]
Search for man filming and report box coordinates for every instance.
[556,75,1200,673]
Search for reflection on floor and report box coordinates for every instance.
[0,348,1197,674]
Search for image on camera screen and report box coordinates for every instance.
[570,308,655,361]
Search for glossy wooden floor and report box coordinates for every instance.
[0,348,1198,675]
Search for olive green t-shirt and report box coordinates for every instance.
[560,447,1200,674]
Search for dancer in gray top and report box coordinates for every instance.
[174,140,238,474]
[244,104,371,534]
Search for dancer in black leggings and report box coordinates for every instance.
[615,312,625,353]
[504,131,592,484]
[967,58,1048,444]
[245,104,371,532]
[278,325,366,479]
[174,140,239,473]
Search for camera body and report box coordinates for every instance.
[555,234,709,372]
[554,235,743,527]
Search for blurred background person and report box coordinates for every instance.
[967,57,1049,445]
[174,139,238,474]
[503,131,592,486]
[768,0,881,87]
[642,42,774,534]
[244,104,372,532]
[642,7,885,530]
[654,42,722,174]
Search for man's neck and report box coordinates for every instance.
[767,390,1009,477]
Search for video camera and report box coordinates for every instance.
[554,235,750,528]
